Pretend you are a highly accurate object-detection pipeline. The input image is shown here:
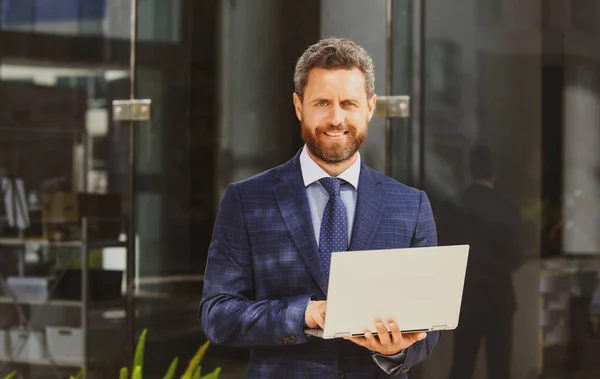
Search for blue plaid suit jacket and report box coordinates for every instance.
[199,151,440,378]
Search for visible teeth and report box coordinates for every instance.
[325,132,344,136]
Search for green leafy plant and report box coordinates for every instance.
[122,329,221,379]
[162,357,179,379]
[132,366,142,379]
[68,368,85,379]
[132,328,147,377]
[0,330,220,379]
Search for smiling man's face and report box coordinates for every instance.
[293,67,376,165]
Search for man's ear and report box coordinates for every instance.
[367,94,377,121]
[293,92,303,121]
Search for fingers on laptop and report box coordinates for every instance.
[305,300,327,329]
[388,322,402,344]
[315,311,325,329]
[347,320,427,352]
[375,321,392,345]
[315,301,327,328]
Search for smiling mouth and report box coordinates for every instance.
[324,131,347,137]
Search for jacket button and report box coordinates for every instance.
[338,369,344,378]
[289,336,297,344]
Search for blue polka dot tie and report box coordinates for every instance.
[318,177,348,280]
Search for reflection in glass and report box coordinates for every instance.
[0,13,131,376]
[1,0,180,42]
[414,1,600,378]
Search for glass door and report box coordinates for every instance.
[125,0,431,376]
[120,0,223,376]
[125,0,325,376]
[385,1,426,377]
[373,0,422,187]
[123,1,600,378]
[388,1,599,379]
[389,0,422,187]
[0,0,134,378]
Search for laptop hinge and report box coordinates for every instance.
[431,325,447,331]
[334,332,351,338]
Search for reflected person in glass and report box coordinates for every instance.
[200,37,440,378]
[448,145,527,379]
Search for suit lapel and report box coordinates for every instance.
[274,154,327,294]
[349,164,386,251]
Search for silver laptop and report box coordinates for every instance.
[305,245,470,339]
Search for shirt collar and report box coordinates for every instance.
[299,145,360,190]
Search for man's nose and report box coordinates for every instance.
[328,104,345,126]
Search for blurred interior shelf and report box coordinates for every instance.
[0,291,201,307]
[7,356,82,368]
[0,219,128,372]
[0,238,125,249]
[537,257,600,376]
[0,296,81,307]
[136,274,203,285]
[0,296,125,308]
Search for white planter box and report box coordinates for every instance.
[46,327,83,364]
[6,276,54,301]
[9,328,47,360]
[0,330,11,360]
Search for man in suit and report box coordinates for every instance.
[200,37,440,378]
[448,145,525,379]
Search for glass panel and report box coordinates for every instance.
[0,0,178,41]
[0,1,132,377]
[321,0,388,172]
[390,0,414,184]
[129,1,202,371]
[2,0,106,37]
[390,0,600,378]
[130,0,322,375]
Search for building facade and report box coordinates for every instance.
[0,0,599,378]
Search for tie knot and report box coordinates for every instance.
[319,177,343,197]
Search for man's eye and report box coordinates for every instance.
[317,101,327,107]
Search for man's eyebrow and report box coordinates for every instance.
[309,97,331,104]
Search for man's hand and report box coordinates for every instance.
[345,320,427,356]
[305,301,326,328]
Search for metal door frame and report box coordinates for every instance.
[382,0,425,189]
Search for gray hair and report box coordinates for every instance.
[294,37,375,100]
